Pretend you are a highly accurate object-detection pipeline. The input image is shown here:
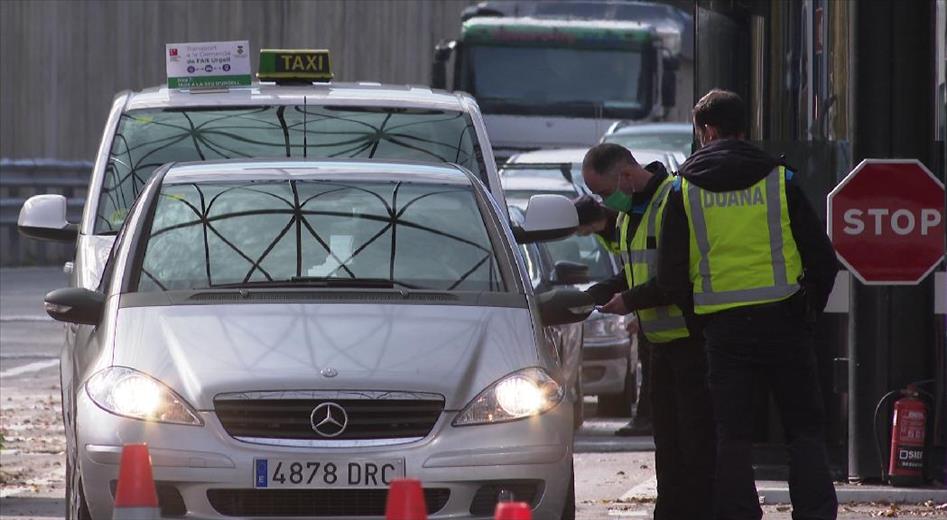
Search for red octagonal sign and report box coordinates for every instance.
[828,159,945,285]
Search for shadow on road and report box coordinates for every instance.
[0,496,65,518]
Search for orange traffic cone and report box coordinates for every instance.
[112,443,160,520]
[385,478,427,520]
[495,501,532,520]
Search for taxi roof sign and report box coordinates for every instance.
[258,49,333,82]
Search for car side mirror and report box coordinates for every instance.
[431,40,456,90]
[18,194,78,242]
[553,261,590,285]
[537,287,594,326]
[44,288,105,325]
[512,194,579,244]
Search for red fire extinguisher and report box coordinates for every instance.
[888,384,927,486]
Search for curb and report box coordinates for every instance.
[757,481,947,505]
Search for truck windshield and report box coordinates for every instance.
[97,106,483,233]
[462,45,650,119]
[136,179,503,292]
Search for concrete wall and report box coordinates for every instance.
[0,0,471,161]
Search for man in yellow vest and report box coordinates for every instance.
[657,90,839,520]
[582,143,715,520]
[573,194,653,435]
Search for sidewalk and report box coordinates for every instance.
[623,476,947,505]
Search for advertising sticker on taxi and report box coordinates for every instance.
[166,40,252,89]
[254,458,405,488]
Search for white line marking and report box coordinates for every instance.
[0,359,60,378]
[0,315,52,322]
[620,476,657,501]
[0,353,59,359]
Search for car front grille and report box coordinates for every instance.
[214,397,444,441]
[206,488,451,516]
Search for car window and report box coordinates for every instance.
[136,179,503,292]
[543,234,614,281]
[97,106,483,233]
[603,132,693,158]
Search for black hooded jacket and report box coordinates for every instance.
[656,139,840,317]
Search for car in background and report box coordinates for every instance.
[501,150,639,417]
[601,122,693,165]
[46,159,591,519]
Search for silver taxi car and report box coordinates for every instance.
[44,159,591,519]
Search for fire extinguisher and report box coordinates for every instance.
[887,384,927,486]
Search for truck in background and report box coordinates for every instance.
[432,0,693,162]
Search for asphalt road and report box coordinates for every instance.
[1,267,944,519]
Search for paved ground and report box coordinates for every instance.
[1,267,945,519]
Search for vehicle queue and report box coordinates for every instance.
[17,42,839,520]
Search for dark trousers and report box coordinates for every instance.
[637,338,653,419]
[651,336,716,520]
[704,302,838,520]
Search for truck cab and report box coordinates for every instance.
[432,1,691,162]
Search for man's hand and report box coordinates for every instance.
[600,293,630,315]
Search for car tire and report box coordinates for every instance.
[560,466,576,520]
[596,357,637,417]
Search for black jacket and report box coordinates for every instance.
[587,161,703,338]
[656,139,840,318]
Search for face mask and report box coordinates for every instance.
[602,174,633,213]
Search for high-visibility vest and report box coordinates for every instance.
[594,232,622,255]
[619,177,690,343]
[681,166,803,315]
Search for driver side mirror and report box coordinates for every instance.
[553,261,590,285]
[44,288,105,325]
[537,288,594,326]
[18,194,78,242]
[431,40,456,90]
[512,194,578,244]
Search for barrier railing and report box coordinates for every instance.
[0,158,91,266]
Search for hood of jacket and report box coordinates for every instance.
[678,139,779,193]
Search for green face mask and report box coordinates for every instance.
[603,176,633,213]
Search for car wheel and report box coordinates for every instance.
[66,453,91,520]
[560,466,576,520]
[596,357,637,417]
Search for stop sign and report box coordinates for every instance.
[828,159,945,284]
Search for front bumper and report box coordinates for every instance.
[580,337,630,396]
[77,393,574,519]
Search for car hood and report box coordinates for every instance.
[109,302,542,411]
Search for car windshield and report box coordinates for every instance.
[544,234,613,281]
[462,45,649,118]
[136,179,503,292]
[97,106,482,233]
[604,132,693,157]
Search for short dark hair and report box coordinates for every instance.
[573,195,608,225]
[582,143,637,176]
[693,89,746,137]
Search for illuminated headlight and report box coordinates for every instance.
[453,368,562,426]
[583,314,625,339]
[86,367,202,426]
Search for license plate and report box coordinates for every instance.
[253,458,405,488]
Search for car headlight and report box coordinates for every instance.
[85,367,202,426]
[453,368,563,426]
[583,314,625,339]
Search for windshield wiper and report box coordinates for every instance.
[209,276,418,290]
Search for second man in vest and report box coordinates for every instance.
[582,143,716,520]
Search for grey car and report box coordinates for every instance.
[44,159,592,519]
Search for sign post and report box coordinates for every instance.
[166,41,252,89]
[827,159,945,285]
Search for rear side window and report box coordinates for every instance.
[136,179,504,292]
[97,106,482,233]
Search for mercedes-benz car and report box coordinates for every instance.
[43,160,592,519]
